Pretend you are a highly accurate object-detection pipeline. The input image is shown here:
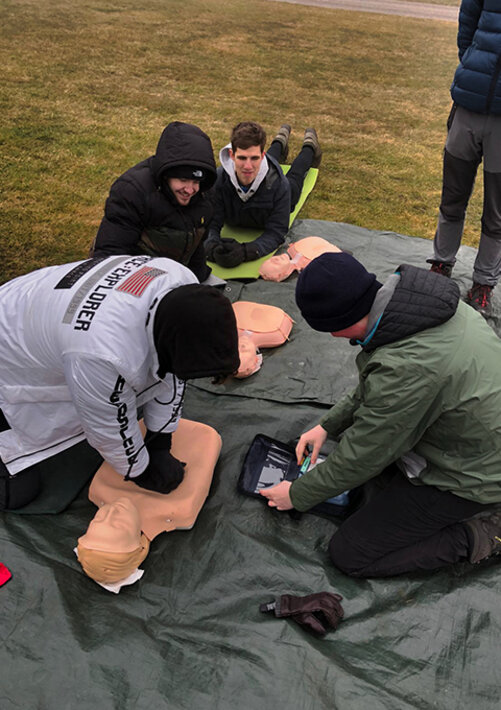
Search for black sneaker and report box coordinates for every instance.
[426,259,453,278]
[465,282,493,316]
[303,127,322,168]
[272,124,291,163]
[465,512,501,563]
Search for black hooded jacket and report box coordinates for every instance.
[91,122,217,281]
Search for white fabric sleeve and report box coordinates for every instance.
[141,373,185,434]
[62,355,149,478]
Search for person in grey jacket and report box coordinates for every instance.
[204,121,322,268]
[262,252,501,577]
[429,0,501,316]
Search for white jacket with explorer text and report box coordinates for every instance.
[0,255,196,476]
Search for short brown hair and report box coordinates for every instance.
[230,121,266,152]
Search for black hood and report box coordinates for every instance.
[153,284,240,380]
[150,121,217,192]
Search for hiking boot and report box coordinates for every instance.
[427,259,453,278]
[303,128,322,168]
[465,512,501,563]
[465,282,493,316]
[272,124,291,163]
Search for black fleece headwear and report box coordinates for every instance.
[296,252,382,332]
[153,121,217,192]
[153,285,240,380]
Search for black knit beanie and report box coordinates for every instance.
[295,252,382,332]
[153,284,240,380]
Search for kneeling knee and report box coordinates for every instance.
[328,531,365,577]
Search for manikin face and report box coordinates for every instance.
[235,334,260,378]
[81,496,142,553]
[259,253,295,282]
[167,177,201,206]
[230,145,265,186]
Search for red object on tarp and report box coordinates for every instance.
[0,562,12,586]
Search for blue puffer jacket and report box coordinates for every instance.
[451,0,501,114]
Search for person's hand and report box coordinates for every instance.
[295,425,328,466]
[209,238,261,268]
[259,480,293,510]
[204,239,219,262]
[213,239,245,268]
[133,448,185,494]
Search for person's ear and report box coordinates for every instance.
[229,149,235,162]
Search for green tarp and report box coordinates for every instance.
[1,219,501,710]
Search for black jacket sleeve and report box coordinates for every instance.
[92,178,146,257]
[205,171,225,246]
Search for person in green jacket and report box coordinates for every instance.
[260,252,501,577]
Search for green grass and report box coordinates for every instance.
[0,0,476,283]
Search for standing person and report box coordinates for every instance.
[428,0,501,316]
[91,122,217,282]
[0,255,239,510]
[204,121,322,268]
[261,253,501,578]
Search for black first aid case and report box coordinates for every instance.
[238,434,358,519]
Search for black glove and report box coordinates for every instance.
[132,430,185,494]
[209,238,260,268]
[204,239,220,263]
[260,592,344,637]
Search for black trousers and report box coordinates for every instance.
[267,141,314,212]
[0,458,41,510]
[329,470,490,578]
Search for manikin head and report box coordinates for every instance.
[235,335,261,378]
[295,252,382,339]
[259,253,296,282]
[77,497,150,584]
[229,121,266,186]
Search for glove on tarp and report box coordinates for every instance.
[260,592,344,637]
[132,431,185,494]
[206,238,260,268]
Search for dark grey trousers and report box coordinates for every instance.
[433,105,501,286]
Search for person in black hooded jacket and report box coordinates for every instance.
[90,122,217,282]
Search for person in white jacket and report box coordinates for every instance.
[0,254,239,510]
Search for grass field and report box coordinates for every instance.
[1,0,473,283]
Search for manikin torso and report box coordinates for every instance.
[87,419,221,541]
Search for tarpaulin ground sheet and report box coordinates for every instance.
[2,219,501,710]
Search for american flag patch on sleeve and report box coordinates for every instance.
[116,266,166,297]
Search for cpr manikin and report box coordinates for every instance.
[76,419,221,590]
[232,301,294,378]
[259,236,342,281]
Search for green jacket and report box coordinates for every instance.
[290,268,501,511]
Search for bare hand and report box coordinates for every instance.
[295,424,328,466]
[259,481,293,510]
